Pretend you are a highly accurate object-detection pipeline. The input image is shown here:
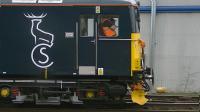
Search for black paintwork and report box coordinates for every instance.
[0,6,134,79]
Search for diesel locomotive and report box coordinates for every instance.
[0,0,152,106]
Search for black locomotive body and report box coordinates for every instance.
[0,0,152,105]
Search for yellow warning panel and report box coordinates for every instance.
[131,33,142,76]
[131,89,148,105]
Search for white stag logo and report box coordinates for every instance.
[25,13,54,68]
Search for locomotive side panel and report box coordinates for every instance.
[0,6,77,77]
[0,6,133,78]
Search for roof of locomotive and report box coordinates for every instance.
[0,0,137,5]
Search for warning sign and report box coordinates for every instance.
[96,6,101,14]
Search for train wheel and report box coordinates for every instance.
[0,86,11,98]
[0,86,12,105]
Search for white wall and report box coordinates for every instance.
[140,0,200,93]
[140,0,200,6]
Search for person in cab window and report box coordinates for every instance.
[100,18,117,37]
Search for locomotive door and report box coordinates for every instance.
[77,15,97,75]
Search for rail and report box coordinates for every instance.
[0,93,199,112]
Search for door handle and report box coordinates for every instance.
[90,40,96,44]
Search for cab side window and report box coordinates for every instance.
[80,15,94,37]
[98,15,119,37]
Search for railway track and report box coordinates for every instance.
[0,93,199,112]
[131,93,200,112]
[133,102,199,112]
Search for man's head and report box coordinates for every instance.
[102,18,116,27]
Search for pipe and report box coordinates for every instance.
[140,6,200,13]
[149,0,156,76]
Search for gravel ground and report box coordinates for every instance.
[0,108,136,112]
